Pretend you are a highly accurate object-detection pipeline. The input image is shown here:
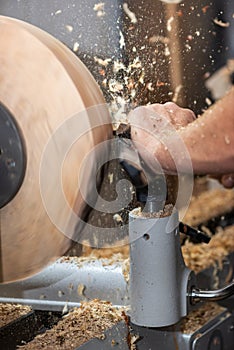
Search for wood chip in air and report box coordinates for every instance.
[123,3,137,24]
[213,18,230,27]
[94,56,112,67]
[73,42,79,52]
[65,25,73,33]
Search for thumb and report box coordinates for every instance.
[221,174,234,188]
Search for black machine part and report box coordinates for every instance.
[0,103,26,208]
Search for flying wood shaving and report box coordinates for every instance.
[113,60,127,73]
[73,42,79,52]
[113,213,123,223]
[160,0,182,3]
[93,2,105,17]
[202,5,210,14]
[149,35,170,45]
[55,9,62,15]
[129,57,142,69]
[62,303,68,315]
[93,2,105,11]
[172,84,183,103]
[119,30,125,49]
[213,18,230,27]
[146,82,154,91]
[65,25,73,33]
[205,97,212,106]
[123,3,137,24]
[167,16,174,32]
[130,334,140,349]
[94,56,112,67]
[138,72,145,84]
[109,79,124,93]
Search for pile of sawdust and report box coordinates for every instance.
[182,225,234,272]
[19,300,126,350]
[180,302,226,334]
[0,303,32,328]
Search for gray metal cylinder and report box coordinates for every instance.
[129,209,191,327]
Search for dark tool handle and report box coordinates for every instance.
[179,222,211,244]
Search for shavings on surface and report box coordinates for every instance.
[0,303,32,328]
[182,225,234,273]
[20,300,126,350]
[180,303,226,334]
[135,204,174,218]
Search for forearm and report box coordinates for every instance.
[157,87,234,175]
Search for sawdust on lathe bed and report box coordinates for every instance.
[19,300,126,350]
[180,302,226,334]
[0,303,32,328]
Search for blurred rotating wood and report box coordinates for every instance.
[0,16,112,283]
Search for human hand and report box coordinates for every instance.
[129,102,196,174]
[221,174,234,188]
[211,174,234,189]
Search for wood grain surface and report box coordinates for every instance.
[0,16,112,282]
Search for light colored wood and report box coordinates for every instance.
[0,17,112,282]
